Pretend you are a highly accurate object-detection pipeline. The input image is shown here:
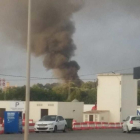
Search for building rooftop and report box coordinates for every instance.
[98,73,133,76]
[83,110,109,114]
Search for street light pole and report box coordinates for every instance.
[24,0,31,140]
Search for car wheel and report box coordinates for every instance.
[63,125,66,133]
[35,131,39,133]
[53,126,57,133]
[126,126,131,133]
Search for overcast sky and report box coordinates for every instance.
[0,0,140,86]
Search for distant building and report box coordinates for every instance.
[97,73,137,122]
[3,82,17,92]
[0,101,84,122]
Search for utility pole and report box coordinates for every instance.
[24,0,31,140]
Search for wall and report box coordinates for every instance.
[83,112,109,122]
[99,112,110,122]
[84,104,95,112]
[57,102,84,122]
[0,101,11,111]
[29,102,58,122]
[97,74,121,122]
[121,75,137,121]
[0,101,83,122]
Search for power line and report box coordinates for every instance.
[0,74,57,79]
[79,67,134,77]
[6,78,96,82]
[0,66,136,80]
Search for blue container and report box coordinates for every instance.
[4,111,22,134]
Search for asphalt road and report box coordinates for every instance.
[0,129,140,140]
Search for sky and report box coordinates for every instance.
[0,0,140,86]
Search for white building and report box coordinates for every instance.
[97,74,137,122]
[83,110,109,122]
[84,104,95,112]
[0,101,84,122]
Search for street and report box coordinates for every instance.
[0,129,140,140]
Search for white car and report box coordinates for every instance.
[34,115,67,133]
[122,116,140,133]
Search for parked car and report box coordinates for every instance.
[122,116,140,133]
[34,115,67,133]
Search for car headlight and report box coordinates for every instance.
[47,123,54,125]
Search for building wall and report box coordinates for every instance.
[29,102,58,122]
[99,112,110,122]
[0,101,11,111]
[83,112,109,122]
[84,104,95,112]
[57,102,84,122]
[0,101,84,122]
[97,74,121,122]
[83,113,98,122]
[121,75,137,121]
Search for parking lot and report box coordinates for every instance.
[0,129,140,140]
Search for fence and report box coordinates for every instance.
[0,119,35,134]
[73,122,123,130]
[0,120,123,134]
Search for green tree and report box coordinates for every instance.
[81,81,97,89]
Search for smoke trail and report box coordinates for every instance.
[0,0,83,85]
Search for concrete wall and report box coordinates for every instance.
[0,101,11,111]
[0,101,84,122]
[83,112,109,122]
[121,75,137,121]
[84,104,94,112]
[97,74,138,122]
[98,112,110,122]
[29,102,58,122]
[97,74,121,122]
[58,102,84,122]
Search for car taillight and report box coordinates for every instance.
[130,121,133,124]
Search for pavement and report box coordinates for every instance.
[0,129,140,140]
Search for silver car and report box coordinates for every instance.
[34,115,67,133]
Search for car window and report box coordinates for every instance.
[131,117,140,121]
[57,116,61,121]
[56,117,58,121]
[126,116,130,121]
[39,115,56,121]
[58,116,64,121]
[59,116,64,121]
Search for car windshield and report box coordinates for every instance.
[131,117,140,121]
[39,115,56,121]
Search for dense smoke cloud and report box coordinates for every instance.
[0,0,83,84]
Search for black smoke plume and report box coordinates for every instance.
[0,0,83,85]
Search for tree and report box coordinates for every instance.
[52,84,68,101]
[81,81,97,89]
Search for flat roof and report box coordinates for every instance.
[0,101,84,103]
[83,110,109,114]
[98,73,133,76]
